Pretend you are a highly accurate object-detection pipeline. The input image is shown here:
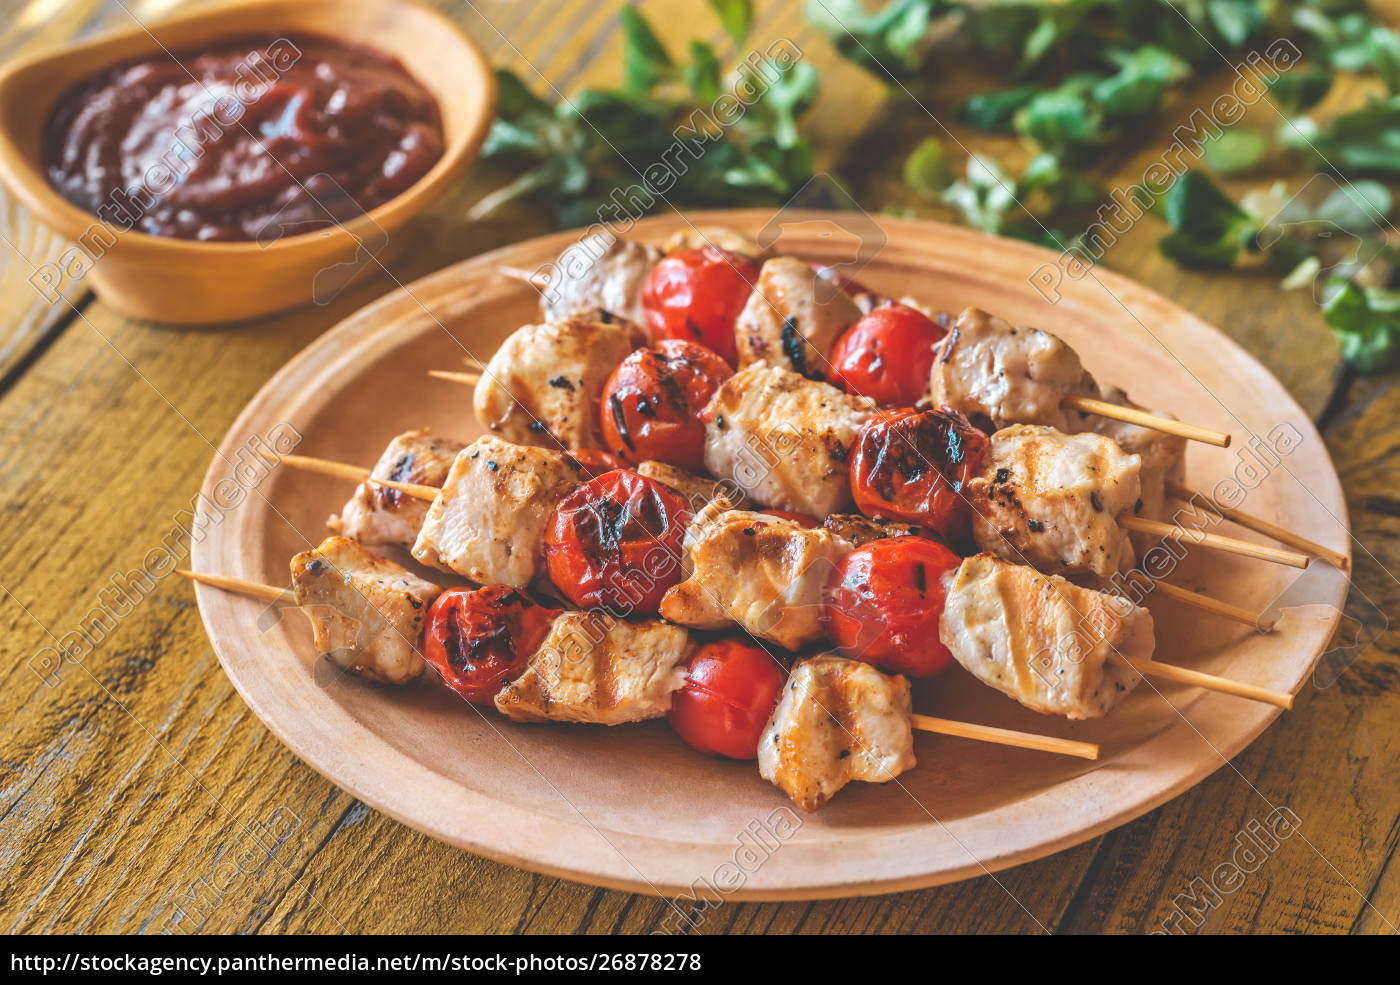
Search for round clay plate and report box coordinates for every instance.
[192,211,1350,899]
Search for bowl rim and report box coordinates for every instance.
[0,0,497,259]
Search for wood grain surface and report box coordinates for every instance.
[0,0,1396,934]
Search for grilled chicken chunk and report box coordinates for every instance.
[967,425,1143,578]
[634,460,752,512]
[822,513,928,547]
[538,232,660,327]
[758,655,916,812]
[734,256,863,377]
[661,499,855,651]
[473,318,638,451]
[940,554,1150,719]
[327,429,464,549]
[411,437,580,587]
[1091,386,1187,542]
[662,225,770,259]
[927,308,1099,432]
[494,611,691,724]
[704,362,876,517]
[290,536,442,685]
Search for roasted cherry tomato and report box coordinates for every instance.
[759,509,819,527]
[545,470,692,614]
[850,407,988,539]
[829,303,946,407]
[565,448,627,480]
[599,340,733,471]
[668,640,787,759]
[423,585,561,703]
[641,246,760,366]
[821,536,961,677]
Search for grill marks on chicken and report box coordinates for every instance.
[495,611,691,724]
[758,655,916,812]
[822,513,928,547]
[704,363,876,517]
[967,425,1143,578]
[734,257,862,377]
[328,429,464,549]
[940,555,1150,719]
[290,536,442,686]
[412,437,580,587]
[660,499,855,651]
[473,318,638,452]
[539,232,660,328]
[928,308,1099,432]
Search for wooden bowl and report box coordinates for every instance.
[0,0,495,325]
[191,212,1350,899]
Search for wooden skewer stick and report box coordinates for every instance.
[911,715,1099,760]
[462,355,487,372]
[1061,394,1231,448]
[176,569,293,604]
[497,264,545,288]
[428,369,481,386]
[1119,515,1309,568]
[277,454,439,501]
[1166,480,1348,569]
[1152,580,1276,631]
[178,568,1102,759]
[1109,655,1293,709]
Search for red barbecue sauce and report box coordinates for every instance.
[44,34,444,242]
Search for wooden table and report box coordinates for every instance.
[0,0,1396,935]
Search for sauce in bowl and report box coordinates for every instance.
[44,33,445,242]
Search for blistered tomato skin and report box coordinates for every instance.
[545,470,693,614]
[668,641,787,759]
[850,407,989,539]
[422,586,561,703]
[829,304,947,407]
[640,247,761,366]
[600,340,733,472]
[821,537,961,678]
[565,448,627,481]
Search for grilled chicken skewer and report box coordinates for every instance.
[180,536,691,723]
[272,436,1265,627]
[175,560,1100,787]
[500,234,1231,447]
[964,423,1308,572]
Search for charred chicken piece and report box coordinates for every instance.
[940,554,1150,719]
[758,654,916,812]
[821,513,929,547]
[494,611,691,725]
[634,460,752,513]
[660,499,855,651]
[734,256,863,377]
[290,536,442,685]
[926,308,1099,432]
[537,232,660,327]
[1091,385,1188,548]
[411,437,580,587]
[966,425,1142,578]
[473,318,639,451]
[704,362,876,517]
[328,429,464,549]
